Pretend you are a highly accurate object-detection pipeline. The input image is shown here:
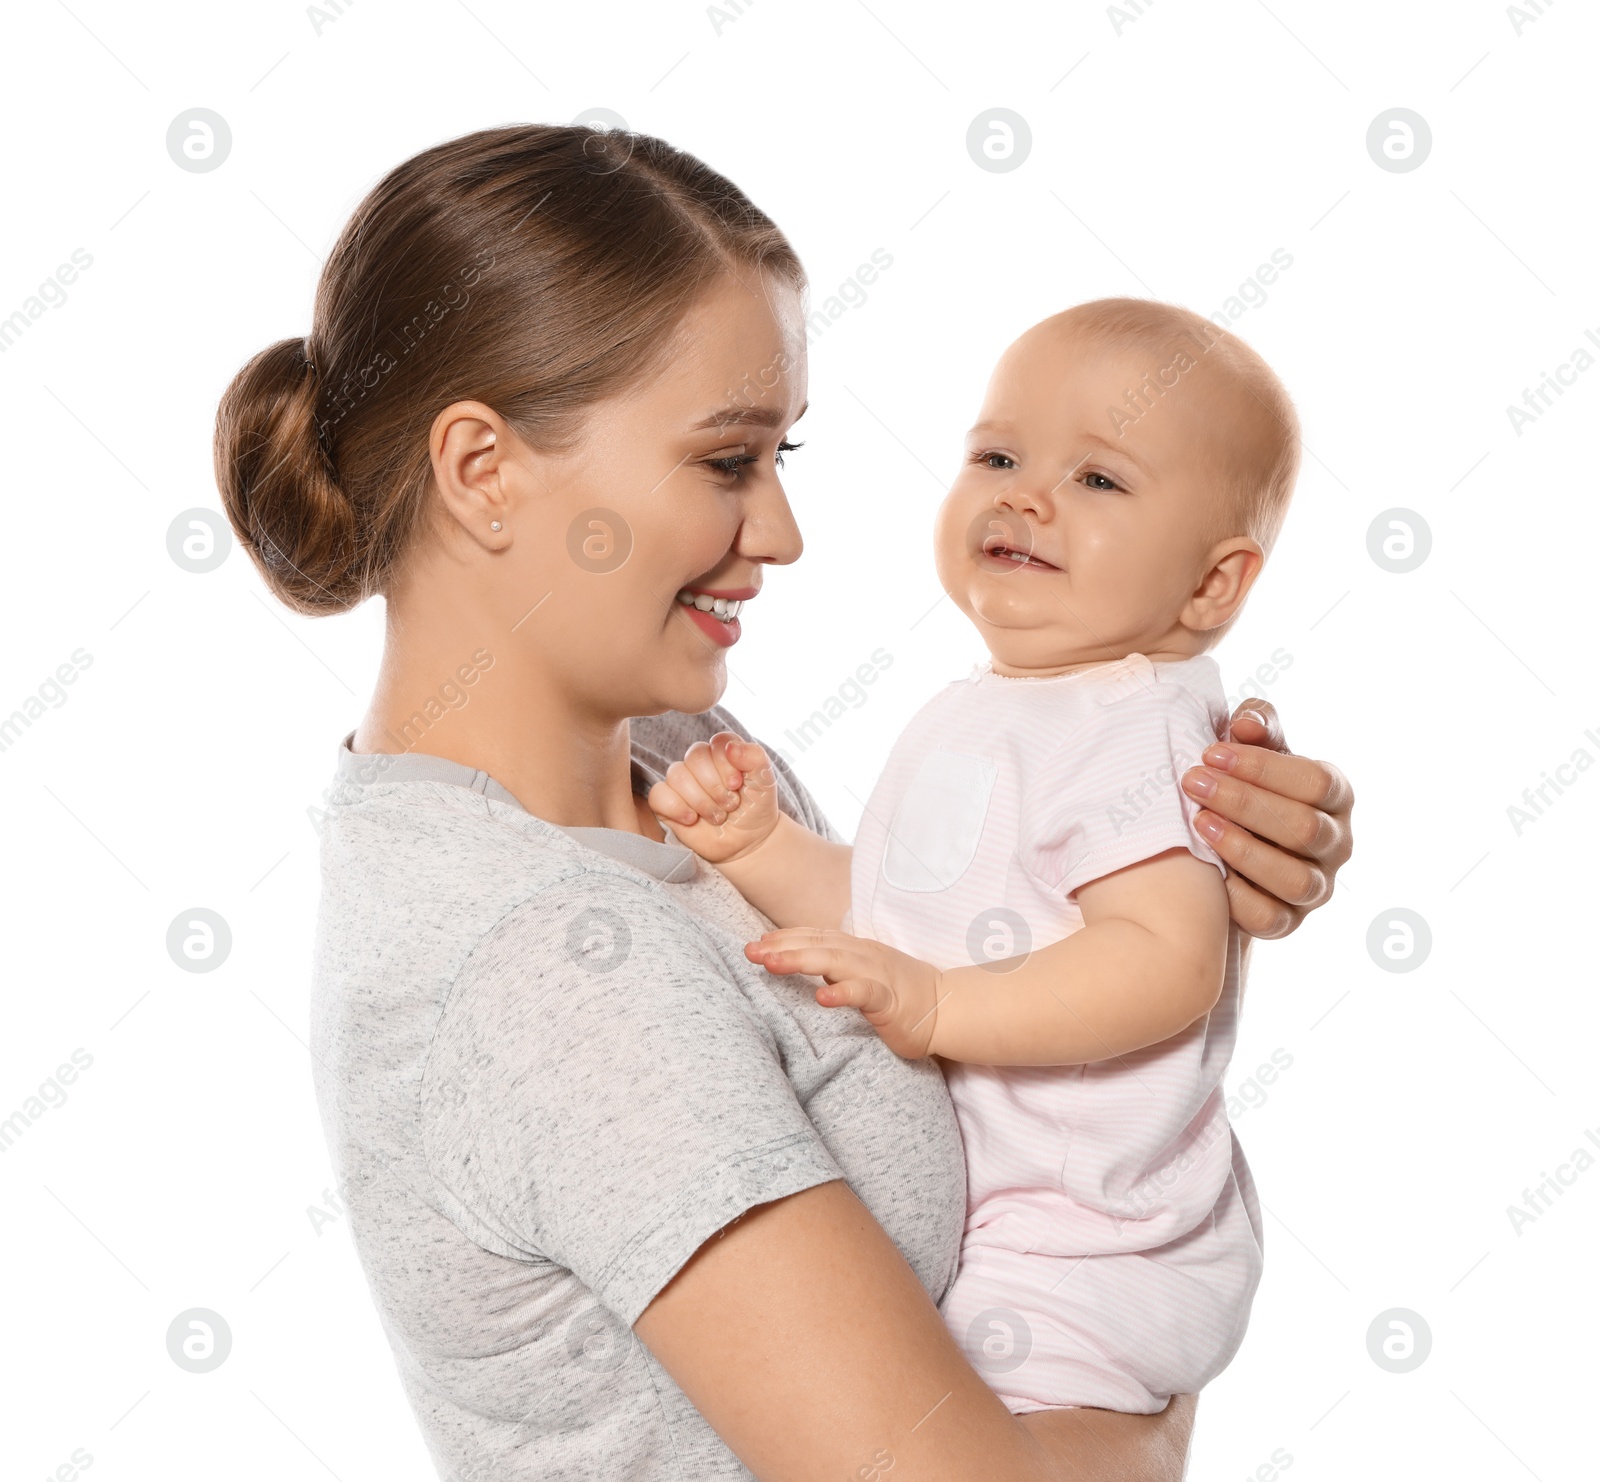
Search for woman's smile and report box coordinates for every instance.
[674,582,757,647]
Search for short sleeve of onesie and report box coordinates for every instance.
[421,872,844,1326]
[1017,663,1228,900]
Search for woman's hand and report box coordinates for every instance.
[1181,699,1354,940]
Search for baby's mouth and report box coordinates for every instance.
[979,534,1061,572]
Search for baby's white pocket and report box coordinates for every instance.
[881,747,997,893]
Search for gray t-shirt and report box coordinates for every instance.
[311,704,966,1481]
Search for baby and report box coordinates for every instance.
[647,298,1301,1414]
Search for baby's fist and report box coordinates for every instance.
[647,733,781,865]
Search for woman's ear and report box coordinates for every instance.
[1181,537,1264,635]
[428,400,519,552]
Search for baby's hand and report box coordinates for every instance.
[745,928,944,1060]
[647,733,781,865]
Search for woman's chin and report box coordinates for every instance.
[643,664,727,720]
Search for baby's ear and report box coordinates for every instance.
[1183,538,1263,635]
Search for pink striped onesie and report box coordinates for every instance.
[848,652,1264,1413]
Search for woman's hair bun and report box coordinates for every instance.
[213,336,363,615]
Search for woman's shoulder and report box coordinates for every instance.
[320,776,582,906]
[313,774,756,1029]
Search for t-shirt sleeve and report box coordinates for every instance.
[421,873,844,1325]
[1017,676,1229,900]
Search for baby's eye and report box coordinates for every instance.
[1082,471,1123,492]
[973,450,1016,470]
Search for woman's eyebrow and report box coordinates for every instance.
[690,401,808,433]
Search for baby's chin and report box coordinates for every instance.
[963,584,1076,638]
[966,611,1104,672]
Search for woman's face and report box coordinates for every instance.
[500,271,809,721]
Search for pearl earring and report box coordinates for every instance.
[490,520,503,532]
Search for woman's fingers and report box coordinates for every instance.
[1184,701,1355,938]
[1184,766,1333,861]
[1183,752,1352,865]
[1200,739,1354,816]
[1194,804,1332,913]
[1222,868,1303,940]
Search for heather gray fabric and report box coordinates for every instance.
[311,704,966,1481]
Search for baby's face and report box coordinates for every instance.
[933,321,1239,675]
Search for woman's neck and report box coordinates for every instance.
[352,603,661,839]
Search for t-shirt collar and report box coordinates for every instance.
[335,734,698,883]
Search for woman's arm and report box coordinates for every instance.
[1184,700,1354,939]
[635,1178,1194,1482]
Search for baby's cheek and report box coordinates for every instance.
[1078,553,1170,631]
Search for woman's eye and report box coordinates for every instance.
[708,454,757,477]
[1083,471,1122,492]
[709,440,804,480]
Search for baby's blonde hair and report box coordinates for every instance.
[1045,297,1302,558]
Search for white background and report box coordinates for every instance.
[2,1,1594,1477]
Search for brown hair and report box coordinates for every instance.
[1052,297,1302,556]
[213,125,805,616]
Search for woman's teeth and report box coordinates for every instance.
[675,590,743,621]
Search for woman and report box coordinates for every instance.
[215,125,1352,1480]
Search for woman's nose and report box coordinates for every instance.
[738,483,804,566]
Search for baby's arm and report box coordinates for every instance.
[646,733,853,931]
[931,848,1227,1064]
[748,847,1227,1064]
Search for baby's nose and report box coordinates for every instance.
[996,486,1051,521]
